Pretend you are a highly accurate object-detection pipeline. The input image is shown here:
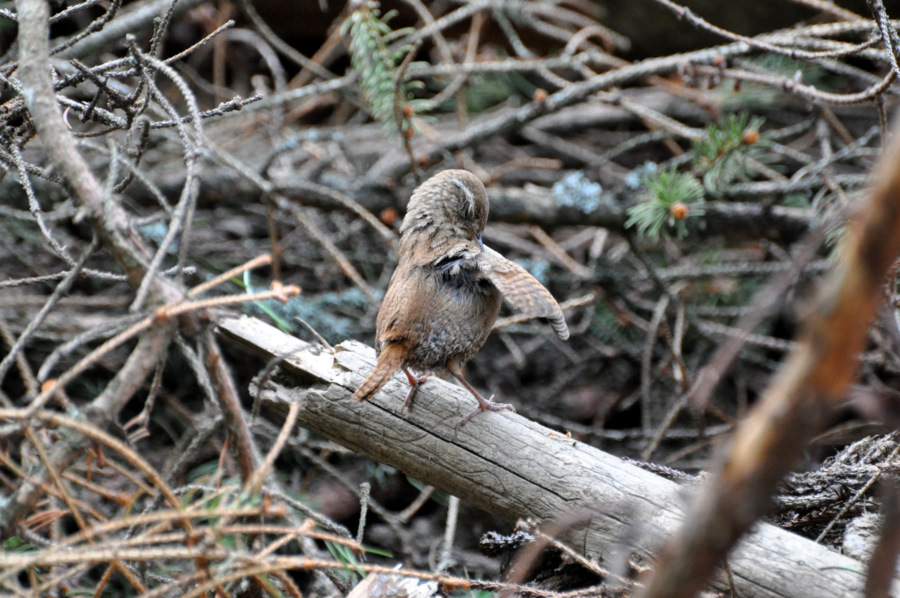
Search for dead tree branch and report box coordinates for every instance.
[219,315,886,598]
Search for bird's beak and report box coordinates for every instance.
[477,233,485,252]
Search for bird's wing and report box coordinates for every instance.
[476,246,569,340]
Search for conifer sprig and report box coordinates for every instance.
[342,1,423,136]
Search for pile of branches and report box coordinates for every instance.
[1,0,899,596]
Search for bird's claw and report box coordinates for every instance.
[456,395,515,426]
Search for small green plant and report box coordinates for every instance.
[342,1,424,135]
[693,112,768,193]
[3,537,34,552]
[626,167,705,240]
[326,539,366,580]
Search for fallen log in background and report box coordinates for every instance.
[218,315,880,598]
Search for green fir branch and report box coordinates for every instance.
[341,1,424,135]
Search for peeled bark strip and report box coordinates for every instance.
[218,315,885,598]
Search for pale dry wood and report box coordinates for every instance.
[217,315,884,598]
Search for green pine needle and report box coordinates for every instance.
[626,168,705,240]
[692,112,769,193]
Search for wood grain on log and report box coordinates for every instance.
[217,315,880,598]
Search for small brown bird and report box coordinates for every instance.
[353,170,569,424]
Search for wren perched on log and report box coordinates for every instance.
[353,170,569,424]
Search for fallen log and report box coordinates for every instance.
[218,315,882,598]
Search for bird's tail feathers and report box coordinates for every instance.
[353,344,404,402]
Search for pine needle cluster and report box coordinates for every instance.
[627,113,772,240]
[626,167,705,240]
[693,112,769,193]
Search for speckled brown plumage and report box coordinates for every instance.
[353,169,569,423]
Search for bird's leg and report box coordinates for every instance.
[449,366,515,425]
[402,367,431,412]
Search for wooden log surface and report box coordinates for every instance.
[217,315,888,598]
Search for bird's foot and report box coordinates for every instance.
[448,368,515,425]
[402,368,431,412]
[457,393,515,426]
